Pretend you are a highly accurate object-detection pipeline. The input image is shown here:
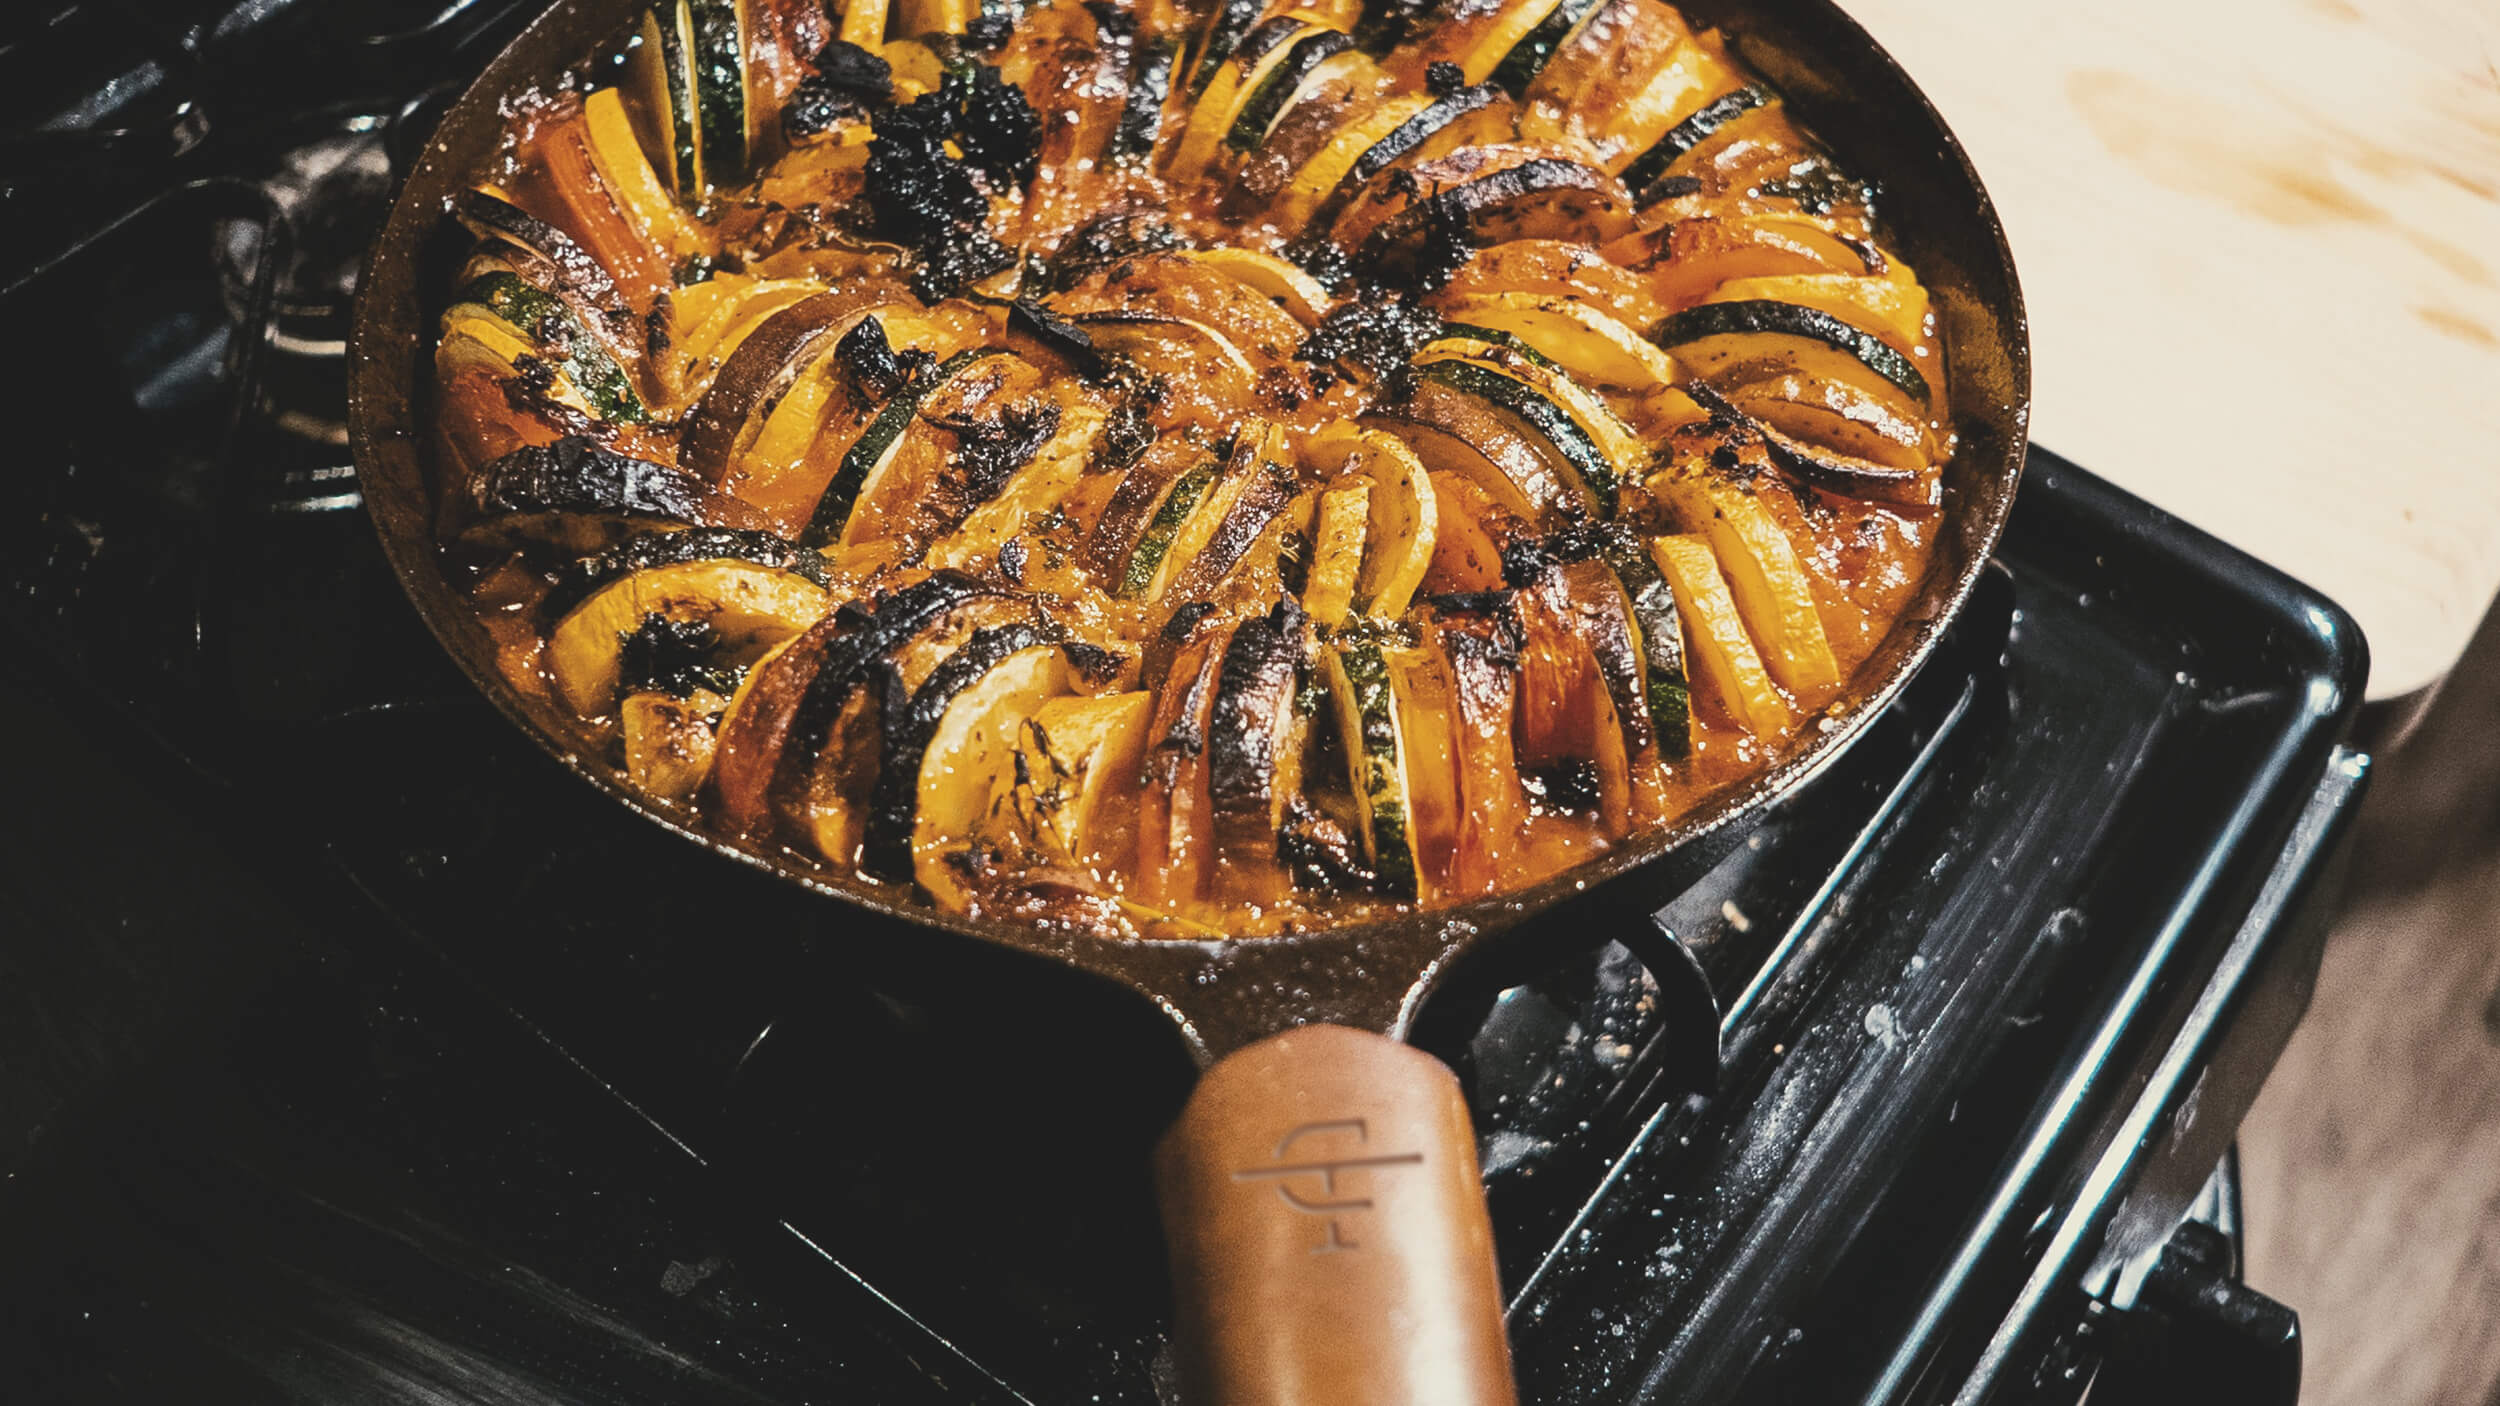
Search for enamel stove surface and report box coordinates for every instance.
[0,3,2365,1402]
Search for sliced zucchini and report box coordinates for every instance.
[1118,456,1221,598]
[1653,299,1931,406]
[879,630,1069,881]
[621,687,729,802]
[687,0,748,185]
[1414,357,1620,509]
[452,271,647,423]
[1185,0,1267,99]
[1375,382,1575,522]
[1620,84,1764,196]
[1153,425,1297,603]
[1449,0,1567,87]
[547,559,834,716]
[1322,636,1420,899]
[1647,533,1789,737]
[1486,0,1604,94]
[1706,270,1930,361]
[1300,480,1370,626]
[1433,290,1681,391]
[1597,532,1693,758]
[802,346,1006,548]
[626,1,705,196]
[1065,310,1262,402]
[1513,569,1634,829]
[1170,16,1321,180]
[1228,27,1355,153]
[1273,90,1432,228]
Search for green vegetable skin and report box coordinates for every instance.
[1651,299,1930,404]
[801,349,1003,549]
[1118,458,1221,598]
[1621,85,1765,196]
[1325,640,1418,898]
[1227,29,1353,152]
[1602,543,1694,759]
[686,0,747,186]
[1415,356,1619,502]
[455,272,647,423]
[1487,0,1604,95]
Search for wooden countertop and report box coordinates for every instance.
[1834,0,2500,699]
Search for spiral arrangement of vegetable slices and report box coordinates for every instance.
[433,0,1956,936]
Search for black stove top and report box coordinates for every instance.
[0,5,2369,1403]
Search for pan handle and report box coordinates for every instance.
[1154,1024,1515,1405]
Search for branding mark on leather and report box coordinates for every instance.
[1231,1119,1423,1252]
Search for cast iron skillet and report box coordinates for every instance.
[350,3,2027,1397]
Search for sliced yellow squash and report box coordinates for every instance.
[1302,480,1371,626]
[924,402,1110,572]
[1647,534,1789,738]
[1435,291,1681,391]
[547,561,833,716]
[911,644,1074,906]
[620,688,728,802]
[993,690,1155,866]
[1183,247,1335,326]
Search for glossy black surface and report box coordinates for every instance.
[0,4,2361,1402]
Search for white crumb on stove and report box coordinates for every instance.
[1720,899,1752,933]
[1863,1002,1900,1048]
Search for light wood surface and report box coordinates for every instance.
[1833,0,2500,699]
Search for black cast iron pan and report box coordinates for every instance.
[349,4,2027,1396]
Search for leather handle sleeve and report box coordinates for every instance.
[1154,1024,1516,1405]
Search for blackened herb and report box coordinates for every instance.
[1296,294,1444,387]
[1047,212,1183,290]
[933,399,1062,503]
[617,614,744,697]
[964,10,1012,50]
[997,535,1029,584]
[835,314,919,400]
[1425,60,1465,96]
[1009,297,1102,374]
[1408,193,1480,292]
[953,66,1042,189]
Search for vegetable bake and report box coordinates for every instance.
[430,0,1955,936]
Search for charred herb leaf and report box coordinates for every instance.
[617,614,746,697]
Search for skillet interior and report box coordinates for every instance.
[348,0,2029,1056]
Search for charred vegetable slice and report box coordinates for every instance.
[1113,37,1179,158]
[1486,0,1604,93]
[1653,299,1930,406]
[802,346,1006,548]
[466,438,760,552]
[863,623,1061,878]
[1648,533,1788,737]
[681,291,906,486]
[1154,425,1298,603]
[1620,84,1763,197]
[1414,357,1619,508]
[1322,635,1420,898]
[621,688,729,801]
[924,401,1109,571]
[904,635,1078,892]
[687,0,748,185]
[1183,247,1334,325]
[545,527,835,620]
[1136,619,1236,909]
[626,1,705,195]
[1205,598,1311,902]
[548,559,834,716]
